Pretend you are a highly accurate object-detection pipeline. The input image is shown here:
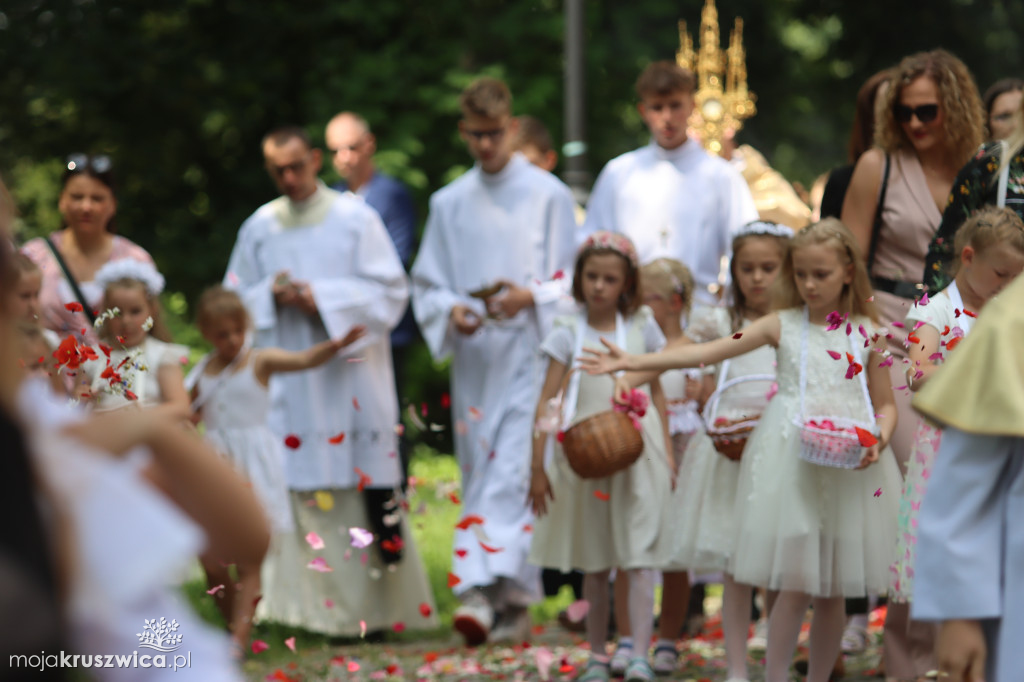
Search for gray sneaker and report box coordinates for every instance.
[489,606,531,644]
[624,657,655,682]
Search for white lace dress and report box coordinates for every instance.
[728,308,901,597]
[197,355,294,533]
[666,308,776,572]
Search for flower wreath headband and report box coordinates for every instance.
[580,230,639,267]
[94,259,166,297]
[736,220,795,240]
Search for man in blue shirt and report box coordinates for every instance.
[326,112,419,549]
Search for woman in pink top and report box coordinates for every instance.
[21,154,153,344]
[841,50,984,682]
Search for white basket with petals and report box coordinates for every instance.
[793,308,878,470]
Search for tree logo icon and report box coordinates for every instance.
[136,618,184,652]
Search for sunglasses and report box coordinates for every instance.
[66,153,113,174]
[893,104,939,124]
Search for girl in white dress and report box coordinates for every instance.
[528,231,673,682]
[890,207,1024,601]
[667,222,792,682]
[188,286,364,651]
[582,219,903,682]
[632,257,699,674]
[81,260,190,415]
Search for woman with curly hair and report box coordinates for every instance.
[842,49,985,682]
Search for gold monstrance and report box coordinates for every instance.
[676,0,756,154]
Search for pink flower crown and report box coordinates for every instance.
[579,230,639,267]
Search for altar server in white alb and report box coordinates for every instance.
[581,60,757,305]
[911,269,1024,682]
[224,126,436,637]
[411,77,577,645]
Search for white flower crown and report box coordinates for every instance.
[94,259,166,296]
[736,220,795,240]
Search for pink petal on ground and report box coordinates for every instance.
[305,531,325,550]
[307,557,333,573]
[349,527,374,548]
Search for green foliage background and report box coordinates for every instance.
[2,0,1022,448]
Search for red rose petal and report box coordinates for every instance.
[284,434,302,449]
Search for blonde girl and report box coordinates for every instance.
[527,231,673,682]
[891,207,1024,605]
[188,285,365,652]
[582,219,902,682]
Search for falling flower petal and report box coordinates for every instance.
[64,302,83,313]
[454,548,468,558]
[874,488,883,497]
[593,490,610,501]
[307,557,333,573]
[359,621,366,639]
[305,532,325,550]
[455,514,484,530]
[206,584,225,595]
[732,332,742,339]
[349,527,374,549]
[355,467,372,492]
[328,432,346,444]
[448,491,461,505]
[352,397,361,411]
[826,350,842,360]
[447,572,462,588]
[419,602,433,618]
[945,336,963,351]
[479,542,504,553]
[566,599,590,623]
[314,490,334,511]
[251,640,269,654]
[468,406,483,421]
[440,392,451,408]
[324,599,334,608]
[284,434,302,450]
[284,636,296,653]
[856,427,879,447]
[392,621,406,633]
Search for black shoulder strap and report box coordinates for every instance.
[867,154,891,276]
[44,235,97,325]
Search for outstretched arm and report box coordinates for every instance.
[579,313,780,375]
[253,326,366,385]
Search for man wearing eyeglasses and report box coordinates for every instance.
[411,77,577,646]
[325,112,419,484]
[224,125,437,637]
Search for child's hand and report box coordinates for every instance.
[937,619,987,682]
[526,468,555,517]
[612,375,632,405]
[578,338,630,375]
[856,444,881,469]
[332,325,367,350]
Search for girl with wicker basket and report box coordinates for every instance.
[665,221,792,682]
[581,219,903,682]
[527,231,674,682]
[890,207,1024,608]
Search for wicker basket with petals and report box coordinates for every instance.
[562,410,644,478]
[703,370,776,462]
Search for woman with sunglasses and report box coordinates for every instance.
[841,50,984,682]
[21,154,154,344]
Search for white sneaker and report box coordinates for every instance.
[453,589,494,647]
[490,606,531,644]
[747,617,768,650]
[840,622,869,652]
